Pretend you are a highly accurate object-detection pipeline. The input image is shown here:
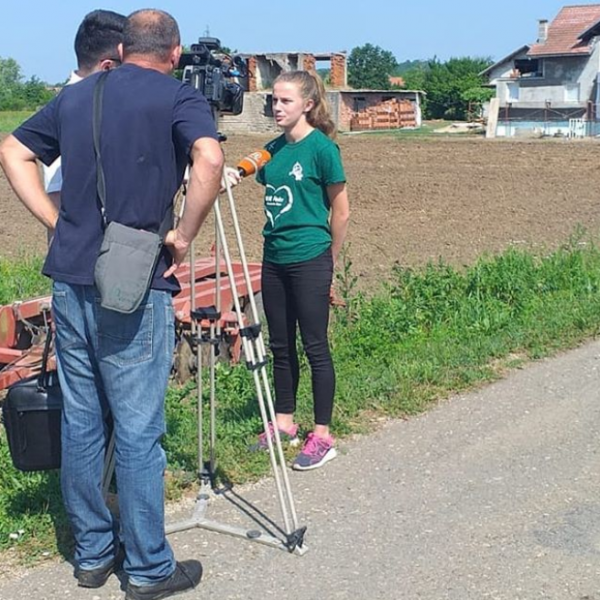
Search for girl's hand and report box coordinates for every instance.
[329,284,346,307]
[220,166,242,193]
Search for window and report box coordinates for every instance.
[514,58,543,78]
[264,94,274,117]
[506,82,519,102]
[353,97,367,112]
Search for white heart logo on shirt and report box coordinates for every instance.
[264,184,293,227]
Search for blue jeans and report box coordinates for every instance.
[52,282,176,585]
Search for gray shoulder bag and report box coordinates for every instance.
[92,71,172,314]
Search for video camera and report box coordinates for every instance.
[179,37,246,116]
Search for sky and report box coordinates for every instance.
[0,0,594,83]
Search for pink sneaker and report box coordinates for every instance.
[249,422,300,452]
[292,432,337,471]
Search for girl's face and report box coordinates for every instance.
[272,81,314,130]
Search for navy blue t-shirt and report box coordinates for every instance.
[13,64,218,292]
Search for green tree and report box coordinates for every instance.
[402,61,430,91]
[461,85,495,120]
[317,67,331,85]
[418,56,493,120]
[19,76,56,108]
[394,59,428,76]
[0,57,24,110]
[0,57,56,110]
[0,56,21,87]
[347,43,398,89]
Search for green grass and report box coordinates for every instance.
[344,120,474,138]
[2,229,600,564]
[0,111,34,133]
[0,255,51,304]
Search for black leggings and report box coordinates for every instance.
[261,249,335,426]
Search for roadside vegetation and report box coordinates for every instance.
[1,229,600,564]
[0,111,34,133]
[0,255,50,304]
[0,57,56,112]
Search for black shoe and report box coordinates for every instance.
[125,560,203,600]
[77,543,125,589]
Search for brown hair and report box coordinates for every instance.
[274,70,336,138]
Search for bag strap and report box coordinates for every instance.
[157,205,173,239]
[37,327,54,390]
[92,71,173,239]
[93,71,109,227]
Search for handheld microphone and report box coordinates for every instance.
[237,150,271,177]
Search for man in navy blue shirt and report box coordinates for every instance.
[0,9,223,600]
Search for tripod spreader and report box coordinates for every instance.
[191,306,221,322]
[240,323,262,340]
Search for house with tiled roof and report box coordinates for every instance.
[482,4,600,137]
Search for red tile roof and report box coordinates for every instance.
[528,4,600,57]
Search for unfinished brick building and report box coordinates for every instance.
[219,51,423,134]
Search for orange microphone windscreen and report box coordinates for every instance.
[237,149,272,177]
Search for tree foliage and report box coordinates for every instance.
[401,61,430,92]
[0,57,56,110]
[348,44,398,90]
[402,56,493,120]
[394,59,428,76]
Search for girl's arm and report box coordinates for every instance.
[328,182,350,267]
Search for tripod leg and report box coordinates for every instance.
[197,317,205,483]
[209,318,217,479]
[210,209,222,480]
[102,428,116,500]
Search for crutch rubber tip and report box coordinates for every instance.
[246,530,262,539]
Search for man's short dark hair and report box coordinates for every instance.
[74,10,127,71]
[123,9,180,62]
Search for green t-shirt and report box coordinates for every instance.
[257,129,346,264]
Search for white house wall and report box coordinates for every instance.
[494,45,600,108]
[517,56,592,104]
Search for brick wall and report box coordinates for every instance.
[246,57,258,92]
[219,89,419,135]
[339,95,356,129]
[338,93,419,131]
[303,55,316,71]
[330,54,346,88]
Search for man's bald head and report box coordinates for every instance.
[122,9,180,62]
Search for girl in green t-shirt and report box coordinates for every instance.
[251,70,350,471]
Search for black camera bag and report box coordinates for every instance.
[1,330,62,471]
